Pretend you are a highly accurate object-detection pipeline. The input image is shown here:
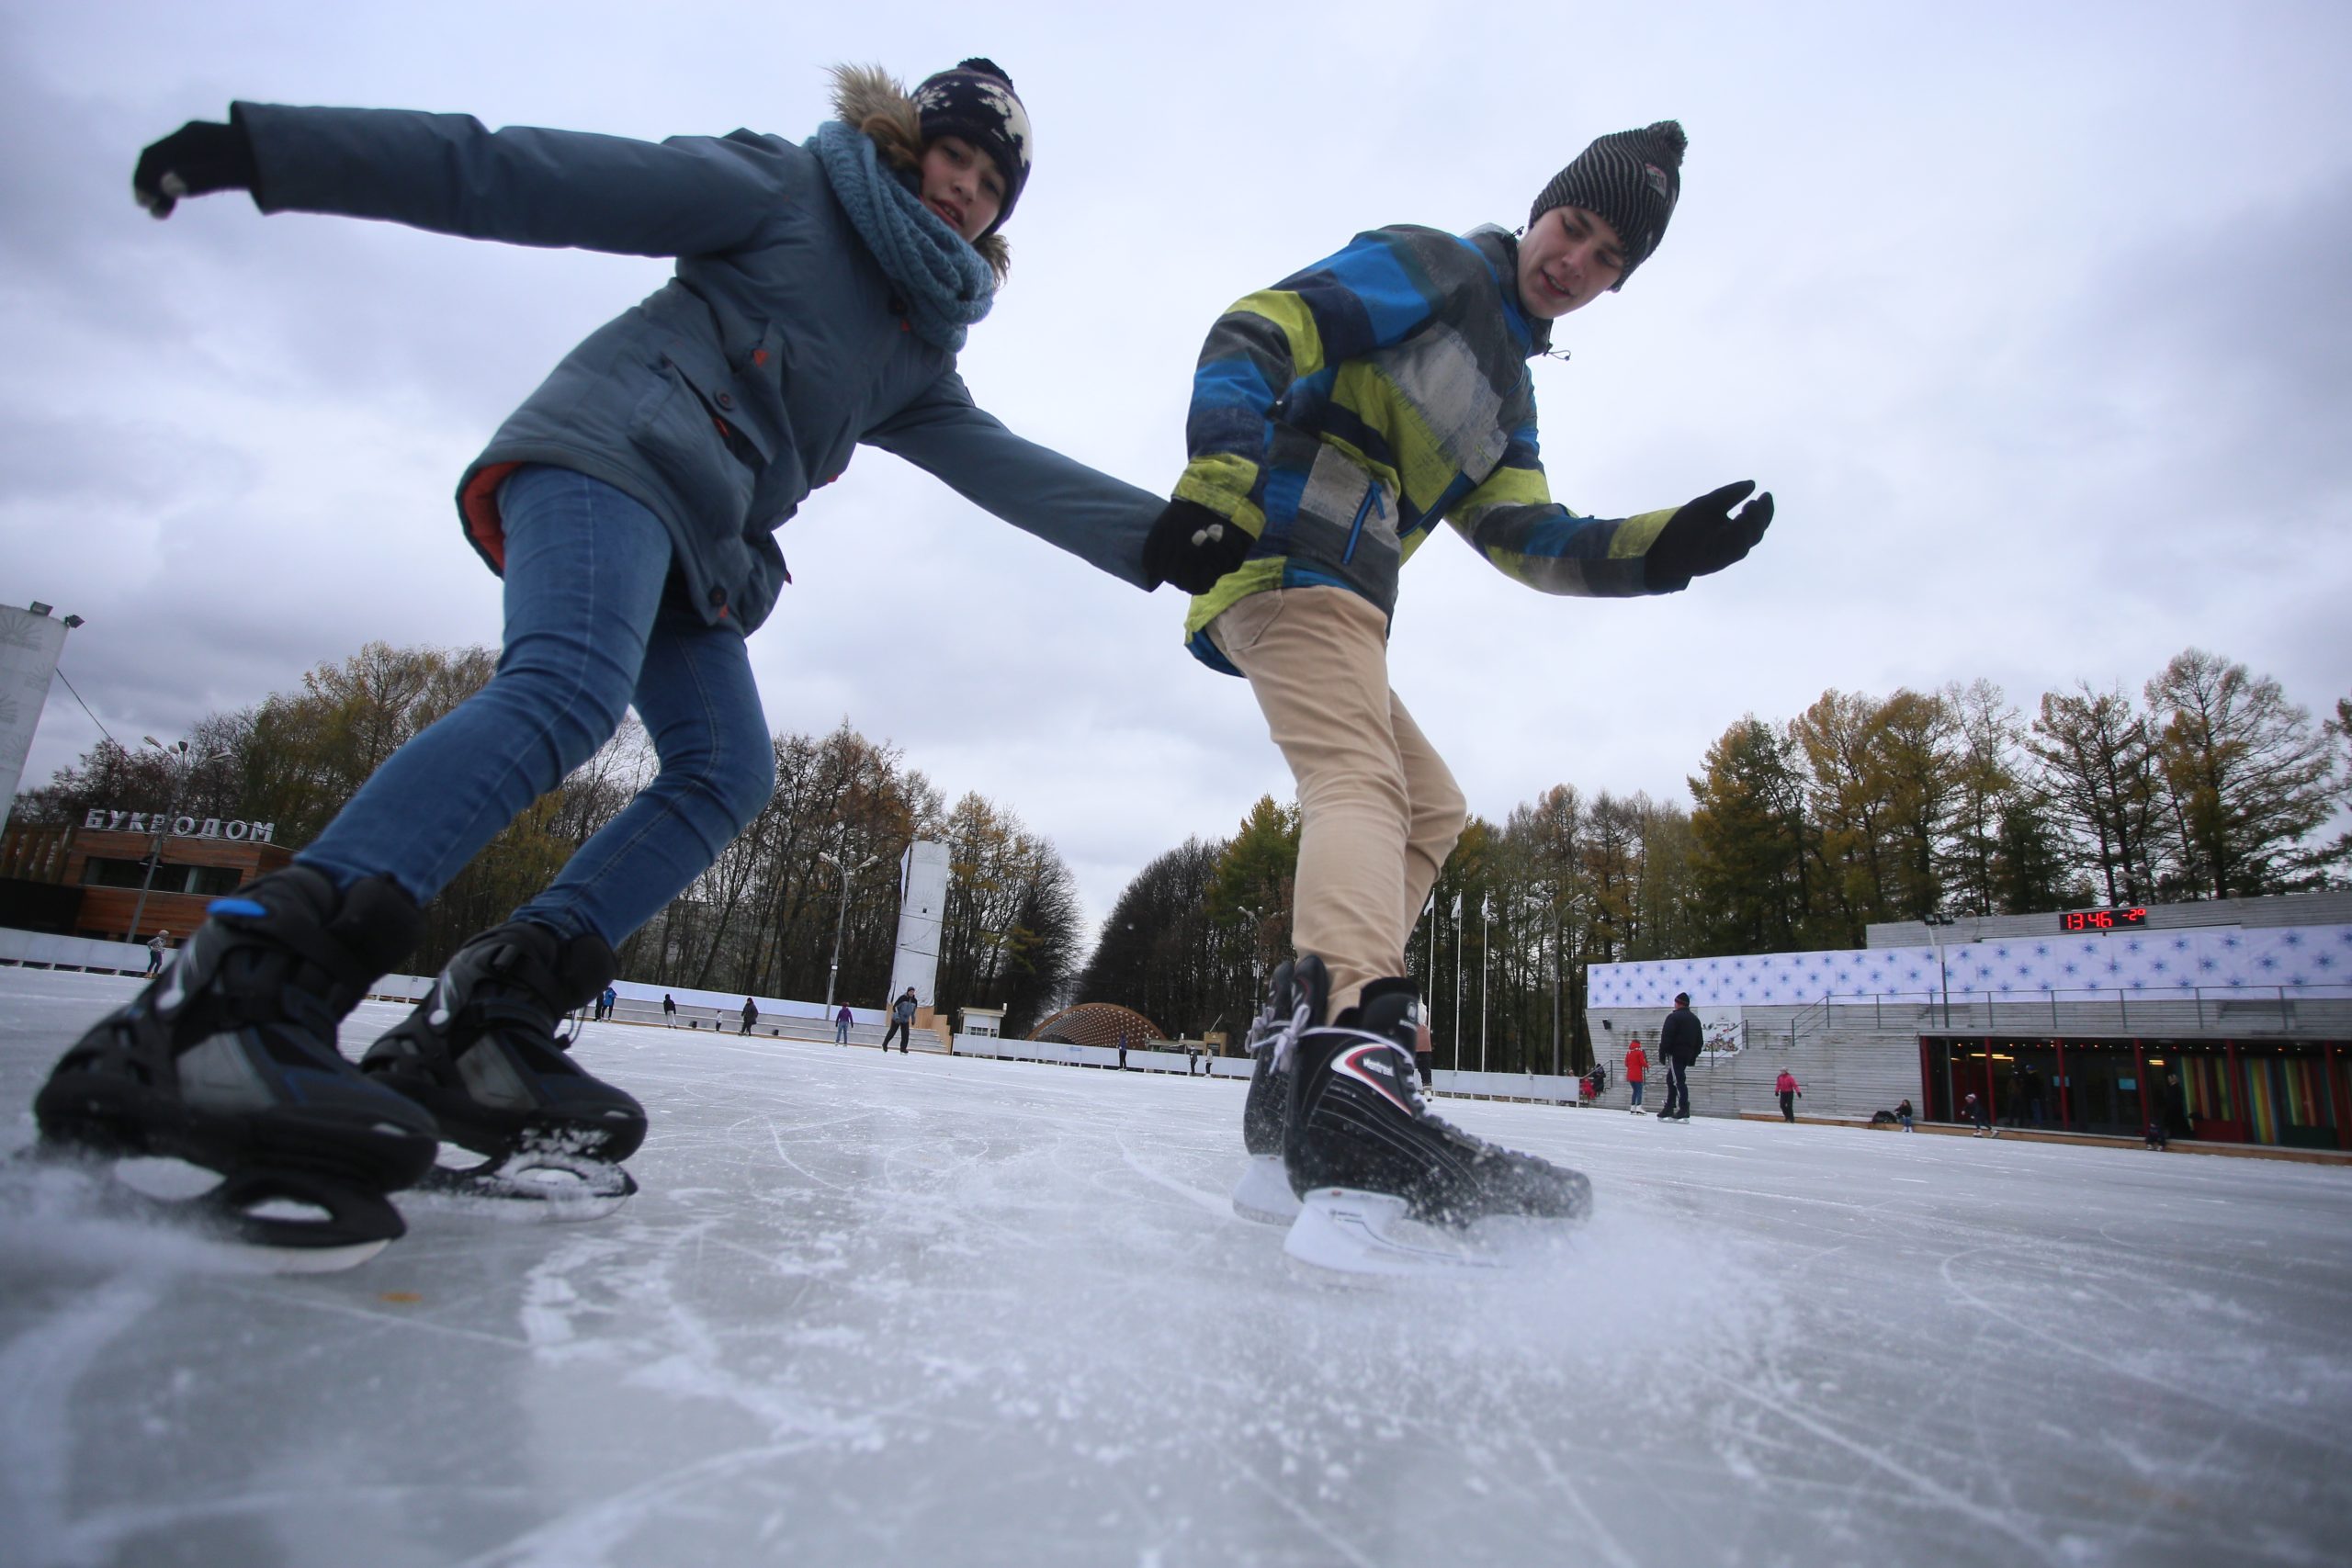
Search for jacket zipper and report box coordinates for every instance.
[1340,488,1384,564]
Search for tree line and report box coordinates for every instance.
[1073,648,2350,1077]
[19,641,2346,1059]
[17,641,1083,1036]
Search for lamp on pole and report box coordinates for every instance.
[1924,913,1957,1028]
[126,736,229,944]
[1236,902,1264,1028]
[1550,900,1561,1080]
[816,842,879,1010]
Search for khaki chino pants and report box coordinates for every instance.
[1209,587,1466,1016]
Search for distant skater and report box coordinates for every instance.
[882,987,918,1054]
[1775,1068,1801,1122]
[1964,1091,1995,1136]
[1623,1035,1647,1112]
[835,1005,854,1045]
[145,930,171,976]
[740,998,758,1036]
[1896,1098,1915,1132]
[1658,993,1702,1122]
[662,993,677,1027]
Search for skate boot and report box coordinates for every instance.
[361,920,647,1216]
[30,865,435,1267]
[1230,955,1329,1224]
[1281,977,1591,1279]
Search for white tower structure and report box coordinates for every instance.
[887,840,949,1010]
[0,604,74,837]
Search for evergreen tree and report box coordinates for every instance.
[2144,649,2342,897]
[1074,838,1228,1038]
[2028,682,2167,906]
[1689,716,1809,951]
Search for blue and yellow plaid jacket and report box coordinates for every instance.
[1177,223,1679,672]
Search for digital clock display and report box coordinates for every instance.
[2061,908,2147,931]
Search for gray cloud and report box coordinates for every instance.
[6,0,2348,933]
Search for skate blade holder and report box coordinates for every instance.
[414,1148,638,1221]
[1230,1153,1302,1226]
[15,1151,404,1273]
[1283,1190,1565,1281]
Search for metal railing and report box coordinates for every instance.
[1784,994,1831,1049]
[1791,984,2350,1036]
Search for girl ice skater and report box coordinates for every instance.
[34,61,1159,1261]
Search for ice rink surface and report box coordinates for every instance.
[4,968,2350,1568]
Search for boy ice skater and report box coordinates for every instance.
[1147,121,1772,1273]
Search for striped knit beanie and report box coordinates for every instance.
[1528,120,1687,289]
[910,58,1032,235]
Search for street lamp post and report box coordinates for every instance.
[1550,908,1561,1080]
[1238,903,1263,1020]
[126,737,228,944]
[816,842,879,1010]
[1924,914,1957,1027]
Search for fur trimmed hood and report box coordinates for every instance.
[829,63,1012,282]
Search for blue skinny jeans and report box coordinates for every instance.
[299,466,775,947]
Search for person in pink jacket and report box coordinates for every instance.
[1775,1068,1801,1122]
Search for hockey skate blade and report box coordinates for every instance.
[4,1150,398,1274]
[1282,1190,1566,1282]
[410,1150,638,1222]
[1230,1152,1302,1224]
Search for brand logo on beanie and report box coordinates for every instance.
[1645,164,1674,203]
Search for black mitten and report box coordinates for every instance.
[1643,479,1774,592]
[1143,499,1254,592]
[133,119,259,218]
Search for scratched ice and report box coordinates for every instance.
[4,965,2349,1567]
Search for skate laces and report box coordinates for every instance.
[1266,996,1313,1074]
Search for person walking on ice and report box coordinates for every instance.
[145,930,171,976]
[1775,1067,1802,1122]
[881,988,919,1055]
[1623,1035,1648,1113]
[1156,121,1775,1271]
[1658,993,1702,1122]
[740,998,759,1036]
[834,1005,854,1045]
[28,59,1163,1265]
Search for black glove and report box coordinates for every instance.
[132,119,259,219]
[1143,499,1254,592]
[1642,479,1774,592]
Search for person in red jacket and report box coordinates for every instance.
[1623,1037,1649,1113]
[1775,1068,1801,1122]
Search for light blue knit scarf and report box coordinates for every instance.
[808,120,995,353]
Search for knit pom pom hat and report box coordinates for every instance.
[1528,120,1687,289]
[910,57,1031,235]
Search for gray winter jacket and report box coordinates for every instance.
[233,103,1159,634]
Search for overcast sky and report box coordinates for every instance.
[6,1,2348,939]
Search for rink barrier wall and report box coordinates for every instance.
[0,929,152,973]
[946,1033,1588,1101]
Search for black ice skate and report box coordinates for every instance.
[1282,977,1591,1279]
[362,921,647,1218]
[1230,955,1329,1225]
[29,865,435,1269]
